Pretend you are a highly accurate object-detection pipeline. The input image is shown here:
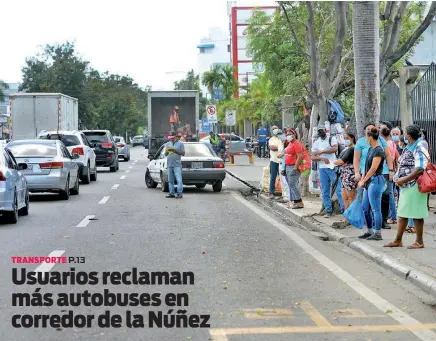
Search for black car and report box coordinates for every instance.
[82,130,119,172]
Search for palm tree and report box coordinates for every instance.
[352,2,380,138]
[202,65,223,99]
[202,64,239,101]
[0,81,9,103]
[220,65,239,100]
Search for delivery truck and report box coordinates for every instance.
[9,93,78,140]
[147,91,199,155]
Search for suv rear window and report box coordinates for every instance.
[8,143,58,157]
[184,143,213,157]
[83,132,110,143]
[113,137,122,143]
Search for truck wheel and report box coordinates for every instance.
[145,171,157,188]
[213,180,223,192]
[81,163,91,184]
[160,173,169,192]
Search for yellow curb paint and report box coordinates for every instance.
[300,301,332,327]
[242,308,292,319]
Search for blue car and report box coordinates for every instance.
[0,146,29,223]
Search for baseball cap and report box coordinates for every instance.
[380,121,393,130]
[174,106,179,110]
[317,124,326,131]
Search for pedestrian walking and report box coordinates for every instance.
[380,125,400,225]
[334,132,357,209]
[284,128,304,209]
[311,125,344,217]
[384,125,430,249]
[257,125,268,158]
[358,127,386,240]
[165,132,185,199]
[267,125,283,199]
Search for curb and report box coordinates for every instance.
[255,193,436,299]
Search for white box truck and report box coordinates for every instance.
[9,93,78,140]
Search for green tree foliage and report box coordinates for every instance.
[202,64,238,101]
[0,81,9,102]
[19,42,149,136]
[173,69,207,117]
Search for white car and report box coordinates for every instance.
[37,130,97,183]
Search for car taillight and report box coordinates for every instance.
[101,142,113,148]
[117,143,125,147]
[40,162,63,169]
[0,171,6,181]
[213,162,224,168]
[72,147,84,155]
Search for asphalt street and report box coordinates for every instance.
[0,146,435,341]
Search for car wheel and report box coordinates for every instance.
[124,155,129,162]
[195,184,206,189]
[116,159,119,171]
[110,163,116,172]
[18,191,29,216]
[90,165,97,181]
[160,173,169,192]
[213,180,223,192]
[59,177,70,200]
[145,171,158,188]
[71,175,80,195]
[7,192,19,224]
[82,163,91,184]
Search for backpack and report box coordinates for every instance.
[327,99,345,124]
[329,135,344,158]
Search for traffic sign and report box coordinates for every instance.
[206,105,217,123]
[225,109,236,126]
[200,118,211,132]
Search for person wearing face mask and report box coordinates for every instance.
[391,127,402,155]
[267,126,284,199]
[311,125,345,217]
[334,133,357,209]
[384,125,430,249]
[283,128,304,209]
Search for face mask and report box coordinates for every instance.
[404,138,409,145]
[272,129,279,135]
[344,140,350,146]
[318,131,326,138]
[286,135,293,142]
[399,145,404,150]
[279,135,285,141]
[392,135,399,142]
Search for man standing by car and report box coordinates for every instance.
[165,132,185,199]
[169,106,181,133]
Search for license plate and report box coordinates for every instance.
[191,162,203,169]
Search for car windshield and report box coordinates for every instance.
[8,143,58,157]
[114,137,122,143]
[60,135,81,146]
[83,132,110,143]
[184,143,213,157]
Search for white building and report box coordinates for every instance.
[197,27,231,97]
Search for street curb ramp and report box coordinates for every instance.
[255,193,436,299]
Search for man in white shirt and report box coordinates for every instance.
[311,125,344,217]
[268,125,284,198]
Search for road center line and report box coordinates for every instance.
[111,184,119,190]
[120,175,126,179]
[128,166,133,169]
[230,192,436,341]
[98,196,110,204]
[76,215,95,227]
[34,250,65,274]
[126,170,130,173]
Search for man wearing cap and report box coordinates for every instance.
[169,106,181,133]
[267,125,284,199]
[311,125,345,217]
[165,131,185,198]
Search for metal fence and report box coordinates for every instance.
[380,81,401,128]
[411,62,436,161]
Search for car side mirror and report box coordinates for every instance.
[17,163,28,170]
[72,153,80,159]
[147,154,154,160]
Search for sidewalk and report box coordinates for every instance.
[230,162,436,298]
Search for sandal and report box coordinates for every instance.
[405,227,416,234]
[387,219,397,224]
[407,242,424,249]
[384,241,403,247]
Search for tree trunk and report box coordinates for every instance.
[353,2,381,139]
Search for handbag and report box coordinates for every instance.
[417,153,436,193]
[297,150,312,173]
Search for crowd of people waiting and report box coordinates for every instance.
[264,121,432,249]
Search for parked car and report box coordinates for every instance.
[132,135,144,147]
[0,146,30,223]
[143,135,149,149]
[37,130,97,183]
[145,142,226,192]
[199,133,247,152]
[82,130,119,172]
[113,136,130,161]
[7,140,80,200]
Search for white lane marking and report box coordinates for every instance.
[231,192,436,340]
[120,175,126,180]
[76,215,95,227]
[111,184,119,190]
[98,196,110,204]
[128,166,133,169]
[126,170,130,173]
[34,250,65,274]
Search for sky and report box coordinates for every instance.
[1,0,276,90]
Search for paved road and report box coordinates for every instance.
[0,147,435,341]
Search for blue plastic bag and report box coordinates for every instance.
[343,198,365,229]
[327,99,345,124]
